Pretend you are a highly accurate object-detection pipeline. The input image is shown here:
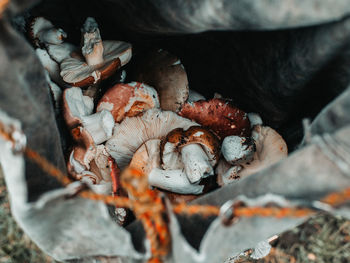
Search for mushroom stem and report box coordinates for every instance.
[181,144,214,183]
[81,17,104,66]
[148,168,204,195]
[81,110,115,144]
[40,28,66,45]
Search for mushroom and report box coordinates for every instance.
[160,126,220,183]
[129,139,204,195]
[68,145,113,195]
[106,108,198,169]
[179,98,251,139]
[60,17,132,87]
[238,125,288,177]
[215,158,241,186]
[30,17,76,64]
[63,87,94,128]
[63,87,115,144]
[80,110,115,145]
[131,49,189,112]
[247,112,263,127]
[187,89,206,103]
[221,136,255,165]
[30,17,66,46]
[96,82,160,122]
[70,127,96,169]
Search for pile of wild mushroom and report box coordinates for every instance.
[31,17,288,223]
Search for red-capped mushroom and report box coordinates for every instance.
[97,82,160,122]
[60,17,132,87]
[179,98,251,139]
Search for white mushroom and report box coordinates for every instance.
[63,87,94,128]
[238,125,288,177]
[81,110,115,145]
[221,136,255,165]
[216,158,241,186]
[60,17,132,87]
[129,139,204,195]
[106,109,198,169]
[247,112,263,127]
[30,17,66,46]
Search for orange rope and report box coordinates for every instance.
[0,0,9,17]
[2,122,350,262]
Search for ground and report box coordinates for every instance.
[1,170,350,263]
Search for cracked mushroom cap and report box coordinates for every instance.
[106,108,198,169]
[97,82,160,122]
[179,98,251,139]
[63,87,94,128]
[238,125,288,177]
[132,49,189,112]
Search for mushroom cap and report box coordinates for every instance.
[90,145,112,182]
[60,41,132,87]
[160,126,220,169]
[239,125,288,177]
[221,135,255,165]
[29,17,66,46]
[215,158,241,186]
[63,87,94,128]
[46,42,77,63]
[71,127,96,168]
[129,139,161,175]
[97,82,160,122]
[106,108,198,169]
[179,98,251,139]
[132,49,189,112]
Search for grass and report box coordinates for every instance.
[1,168,350,263]
[0,169,55,263]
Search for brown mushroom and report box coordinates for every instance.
[160,126,220,183]
[60,17,131,87]
[131,49,189,112]
[179,98,251,139]
[96,82,160,122]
